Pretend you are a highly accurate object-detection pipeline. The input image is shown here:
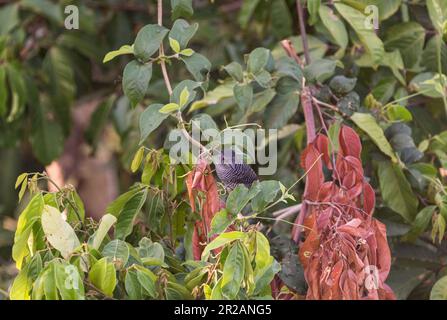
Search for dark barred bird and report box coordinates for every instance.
[214,149,258,190]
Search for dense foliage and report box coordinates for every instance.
[1,0,447,300]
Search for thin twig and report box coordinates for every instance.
[157,0,173,95]
[281,40,304,67]
[301,86,316,144]
[156,0,209,157]
[296,0,310,64]
[42,173,84,227]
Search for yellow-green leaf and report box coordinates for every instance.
[159,102,180,114]
[131,146,145,173]
[103,45,134,63]
[169,37,181,53]
[15,173,27,189]
[179,87,190,108]
[89,257,117,297]
[180,48,194,56]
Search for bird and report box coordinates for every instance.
[213,148,258,190]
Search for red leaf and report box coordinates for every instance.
[339,126,361,159]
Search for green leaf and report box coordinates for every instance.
[224,62,244,83]
[141,154,158,185]
[125,269,144,299]
[169,37,181,53]
[13,194,44,265]
[427,0,447,33]
[226,184,261,215]
[405,206,436,242]
[115,188,148,240]
[304,58,337,83]
[138,238,165,266]
[249,88,276,114]
[159,102,180,114]
[0,4,19,35]
[103,44,134,63]
[307,0,321,25]
[422,36,447,74]
[89,214,117,250]
[351,112,397,161]
[431,276,447,300]
[42,47,74,133]
[32,260,85,300]
[238,0,261,28]
[334,3,385,65]
[41,205,81,259]
[247,48,270,74]
[171,0,193,19]
[122,60,153,108]
[264,92,299,129]
[102,239,130,269]
[210,209,234,236]
[169,19,198,49]
[234,83,253,112]
[181,52,211,82]
[139,103,170,143]
[251,181,281,212]
[270,0,293,39]
[318,5,348,55]
[221,242,245,299]
[106,188,140,217]
[384,22,425,69]
[254,231,272,271]
[276,56,304,83]
[89,258,117,297]
[253,70,272,88]
[131,147,145,172]
[410,72,447,99]
[377,161,418,222]
[135,265,157,298]
[201,231,246,260]
[133,24,169,62]
[386,105,413,122]
[9,264,33,300]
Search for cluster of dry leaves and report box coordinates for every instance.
[297,126,395,300]
[185,159,222,260]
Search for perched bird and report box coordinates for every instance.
[214,149,258,190]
